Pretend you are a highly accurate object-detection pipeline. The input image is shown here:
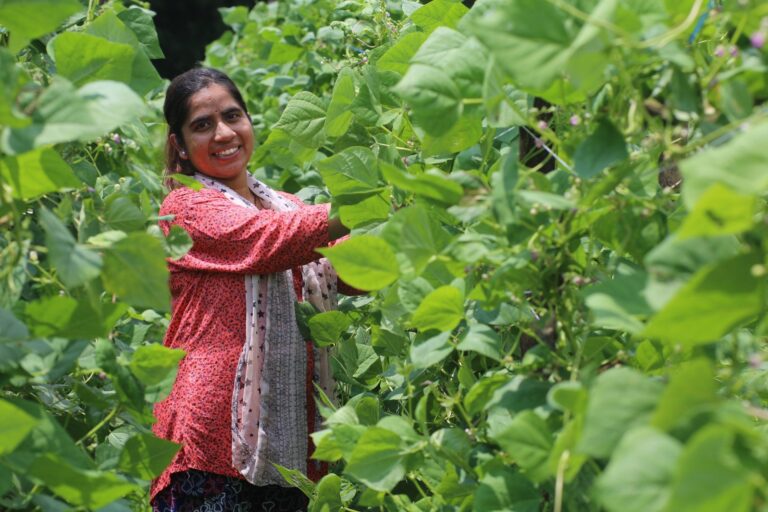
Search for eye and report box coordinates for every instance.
[192,120,211,132]
[226,110,243,122]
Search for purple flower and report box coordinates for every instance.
[569,115,581,126]
[714,44,725,57]
[730,45,739,57]
[112,133,122,145]
[537,120,548,131]
[751,31,766,49]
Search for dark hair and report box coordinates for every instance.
[163,67,250,188]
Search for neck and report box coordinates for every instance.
[203,171,252,202]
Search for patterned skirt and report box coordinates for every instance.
[151,469,309,512]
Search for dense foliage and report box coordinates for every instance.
[1,0,768,511]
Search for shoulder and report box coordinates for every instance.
[276,191,307,208]
[160,187,224,214]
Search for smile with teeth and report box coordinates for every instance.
[213,146,240,158]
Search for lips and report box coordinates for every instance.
[212,145,241,158]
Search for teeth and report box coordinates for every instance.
[215,146,239,157]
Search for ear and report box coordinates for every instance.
[170,133,188,159]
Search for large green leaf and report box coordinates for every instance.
[0,147,80,201]
[410,27,486,98]
[583,267,652,334]
[676,183,757,239]
[24,295,126,339]
[410,0,469,33]
[2,78,147,154]
[325,67,355,137]
[665,426,754,512]
[593,427,682,512]
[0,399,38,456]
[393,64,462,137]
[117,6,164,59]
[273,91,327,147]
[318,236,399,291]
[38,208,102,288]
[410,331,454,368]
[344,427,407,492]
[316,146,381,199]
[578,367,664,458]
[461,0,612,102]
[643,253,764,346]
[489,410,553,482]
[129,344,185,386]
[0,0,82,53]
[473,460,539,512]
[117,432,180,480]
[376,32,428,75]
[573,119,628,179]
[680,122,768,209]
[379,161,463,205]
[26,454,138,509]
[410,285,463,332]
[102,232,170,311]
[382,205,453,275]
[457,324,503,361]
[309,311,352,347]
[651,359,719,430]
[51,33,135,88]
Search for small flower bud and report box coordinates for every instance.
[537,120,548,131]
[751,264,766,277]
[714,45,725,57]
[569,115,581,126]
[112,133,122,145]
[730,45,739,57]
[750,31,766,49]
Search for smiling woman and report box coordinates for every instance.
[151,68,356,512]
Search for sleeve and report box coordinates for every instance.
[160,188,330,274]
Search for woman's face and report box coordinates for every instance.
[175,83,254,182]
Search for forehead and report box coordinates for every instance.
[185,84,240,118]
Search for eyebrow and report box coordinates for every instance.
[188,107,243,127]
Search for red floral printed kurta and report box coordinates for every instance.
[151,186,335,500]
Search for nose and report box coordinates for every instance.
[214,120,236,141]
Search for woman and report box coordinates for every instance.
[151,68,352,512]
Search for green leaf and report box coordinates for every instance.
[0,0,82,53]
[461,0,610,101]
[273,92,327,147]
[167,173,204,191]
[421,114,483,156]
[410,285,463,332]
[83,10,163,94]
[102,232,170,311]
[117,432,180,480]
[643,253,764,346]
[105,196,146,232]
[578,367,664,458]
[410,0,469,33]
[573,119,628,179]
[267,42,304,65]
[0,398,38,456]
[345,427,406,492]
[583,268,652,334]
[410,331,454,368]
[0,147,80,201]
[376,33,428,75]
[489,410,553,482]
[325,68,356,137]
[26,454,138,509]
[382,205,453,275]
[410,27,486,98]
[117,6,164,59]
[680,123,768,209]
[593,427,682,512]
[164,225,193,260]
[457,324,502,361]
[676,183,757,239]
[0,307,28,342]
[516,190,575,210]
[318,236,399,291]
[547,381,587,414]
[380,161,463,205]
[473,460,539,512]
[316,146,380,199]
[666,426,754,512]
[652,359,719,431]
[393,64,462,137]
[39,208,102,288]
[24,295,126,339]
[338,191,390,228]
[129,344,185,386]
[2,78,147,155]
[51,33,135,88]
[309,311,352,346]
[312,474,343,511]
